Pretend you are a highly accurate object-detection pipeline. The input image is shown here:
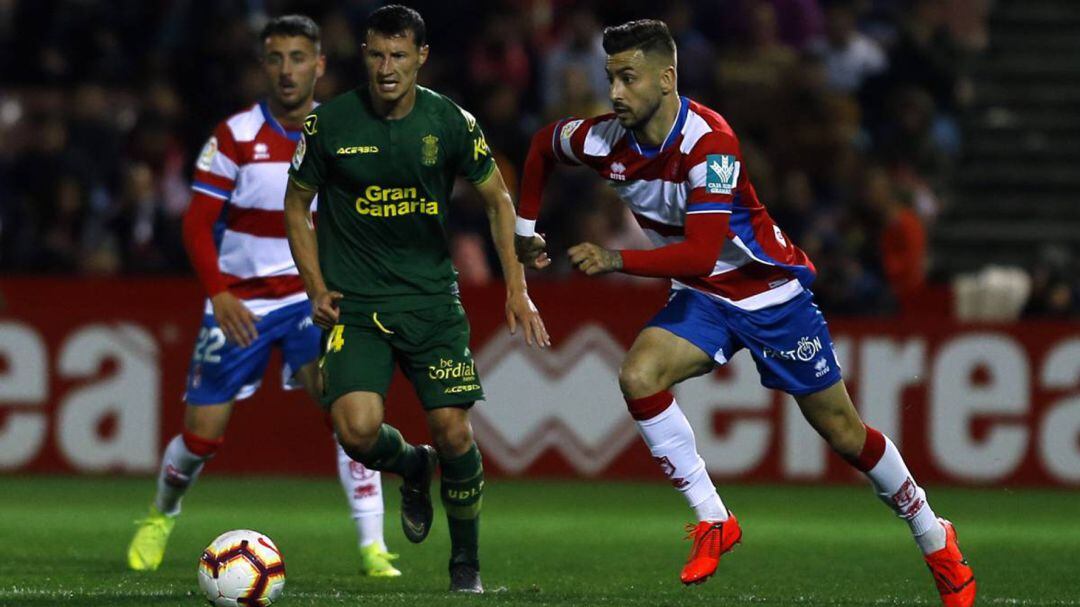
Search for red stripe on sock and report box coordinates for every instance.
[626,391,675,421]
[851,425,886,472]
[182,431,224,457]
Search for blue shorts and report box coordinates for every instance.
[647,288,842,395]
[184,300,321,405]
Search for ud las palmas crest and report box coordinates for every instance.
[421,134,439,166]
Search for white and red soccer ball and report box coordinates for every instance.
[198,530,285,606]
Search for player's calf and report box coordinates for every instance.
[794,381,866,460]
[440,444,484,573]
[628,392,729,522]
[342,424,425,477]
[155,431,222,517]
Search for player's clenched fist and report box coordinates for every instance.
[514,233,551,270]
[311,290,343,329]
[568,242,623,276]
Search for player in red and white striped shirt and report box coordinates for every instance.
[128,15,399,578]
[516,20,974,606]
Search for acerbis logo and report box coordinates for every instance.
[473,325,636,475]
[336,145,379,155]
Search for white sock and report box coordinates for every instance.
[863,434,946,554]
[357,514,385,550]
[635,400,728,522]
[154,434,210,516]
[335,440,386,549]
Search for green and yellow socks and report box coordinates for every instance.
[347,425,484,567]
[440,444,484,568]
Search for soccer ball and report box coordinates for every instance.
[198,530,285,606]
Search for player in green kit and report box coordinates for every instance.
[283,5,549,593]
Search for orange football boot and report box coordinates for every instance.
[924,519,976,607]
[680,513,742,585]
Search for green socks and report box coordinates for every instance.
[352,424,423,479]
[350,429,484,567]
[440,444,484,567]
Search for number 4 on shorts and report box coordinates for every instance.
[326,325,345,353]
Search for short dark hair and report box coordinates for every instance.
[366,4,426,47]
[602,19,676,62]
[260,14,321,46]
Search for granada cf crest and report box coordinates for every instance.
[421,134,439,166]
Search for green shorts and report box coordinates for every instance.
[319,302,485,409]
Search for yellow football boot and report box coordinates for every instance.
[360,543,401,577]
[127,505,176,571]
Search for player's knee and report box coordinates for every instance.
[334,419,380,460]
[431,421,473,458]
[618,361,663,399]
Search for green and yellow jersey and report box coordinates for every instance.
[289,85,495,320]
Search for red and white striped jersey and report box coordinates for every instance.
[190,102,316,316]
[546,97,816,311]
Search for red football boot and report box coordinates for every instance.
[924,519,976,607]
[680,513,742,585]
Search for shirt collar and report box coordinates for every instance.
[627,96,689,159]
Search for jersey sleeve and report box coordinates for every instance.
[684,131,743,216]
[288,112,328,191]
[548,116,591,166]
[191,122,240,201]
[516,116,592,227]
[451,104,496,184]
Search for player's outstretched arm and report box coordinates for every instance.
[473,166,550,348]
[283,179,340,329]
[514,121,568,269]
[183,193,259,347]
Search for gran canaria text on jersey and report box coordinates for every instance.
[354,185,439,217]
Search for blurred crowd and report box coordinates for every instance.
[0,0,1000,315]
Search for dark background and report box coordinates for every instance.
[1,0,1074,319]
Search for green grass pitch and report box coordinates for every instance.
[1,477,1077,606]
